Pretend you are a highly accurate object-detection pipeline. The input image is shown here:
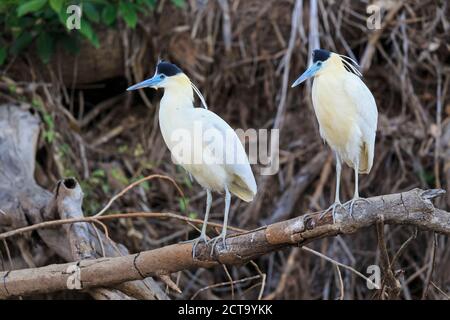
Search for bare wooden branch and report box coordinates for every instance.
[0,188,448,298]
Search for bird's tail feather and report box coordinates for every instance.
[359,142,373,174]
[229,184,255,202]
[229,175,256,202]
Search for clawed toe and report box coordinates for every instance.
[344,197,370,217]
[190,235,208,260]
[208,234,228,256]
[319,202,343,223]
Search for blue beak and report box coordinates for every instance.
[127,74,165,91]
[291,62,322,87]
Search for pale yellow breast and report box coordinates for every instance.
[312,74,357,150]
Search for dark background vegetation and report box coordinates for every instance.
[0,0,449,299]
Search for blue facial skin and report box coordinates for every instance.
[127,62,182,91]
[127,73,167,91]
[291,61,323,87]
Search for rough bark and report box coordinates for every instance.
[0,188,448,298]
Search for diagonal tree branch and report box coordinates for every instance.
[1,188,448,298]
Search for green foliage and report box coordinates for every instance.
[132,175,150,191]
[17,0,48,17]
[111,167,129,185]
[170,0,185,8]
[49,0,64,13]
[80,19,100,48]
[188,212,197,219]
[101,4,116,25]
[36,32,54,63]
[31,98,56,143]
[0,47,7,65]
[118,1,137,28]
[0,0,186,65]
[178,196,188,213]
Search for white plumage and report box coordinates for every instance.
[312,67,377,173]
[128,61,256,255]
[293,49,378,220]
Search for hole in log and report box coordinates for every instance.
[63,178,77,189]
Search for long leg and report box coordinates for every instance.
[220,185,231,240]
[200,189,212,238]
[334,154,342,204]
[354,164,359,199]
[345,161,369,217]
[192,189,212,259]
[348,162,359,217]
[319,153,342,222]
[209,185,231,255]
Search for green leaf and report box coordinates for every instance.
[183,174,193,189]
[17,0,48,17]
[92,169,106,178]
[49,0,63,13]
[37,33,54,63]
[101,4,117,25]
[111,168,129,185]
[137,0,156,10]
[80,20,100,48]
[83,2,100,23]
[44,130,55,143]
[171,0,185,8]
[10,33,33,55]
[57,7,69,25]
[178,197,189,213]
[0,47,7,66]
[43,113,54,129]
[87,0,108,4]
[144,0,157,9]
[188,212,197,219]
[119,1,137,28]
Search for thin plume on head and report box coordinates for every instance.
[191,82,208,109]
[156,56,208,109]
[338,54,363,77]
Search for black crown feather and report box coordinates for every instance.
[312,49,331,63]
[156,61,183,76]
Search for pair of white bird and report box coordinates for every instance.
[127,49,378,257]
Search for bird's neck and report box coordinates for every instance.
[320,54,347,76]
[160,74,194,111]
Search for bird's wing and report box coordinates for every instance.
[343,73,378,172]
[191,108,257,198]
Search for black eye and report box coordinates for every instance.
[317,62,322,66]
[160,74,166,79]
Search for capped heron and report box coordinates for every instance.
[292,49,378,221]
[127,61,257,256]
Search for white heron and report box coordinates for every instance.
[127,61,257,256]
[292,49,378,221]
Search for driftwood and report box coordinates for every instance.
[0,187,449,298]
[0,105,166,300]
